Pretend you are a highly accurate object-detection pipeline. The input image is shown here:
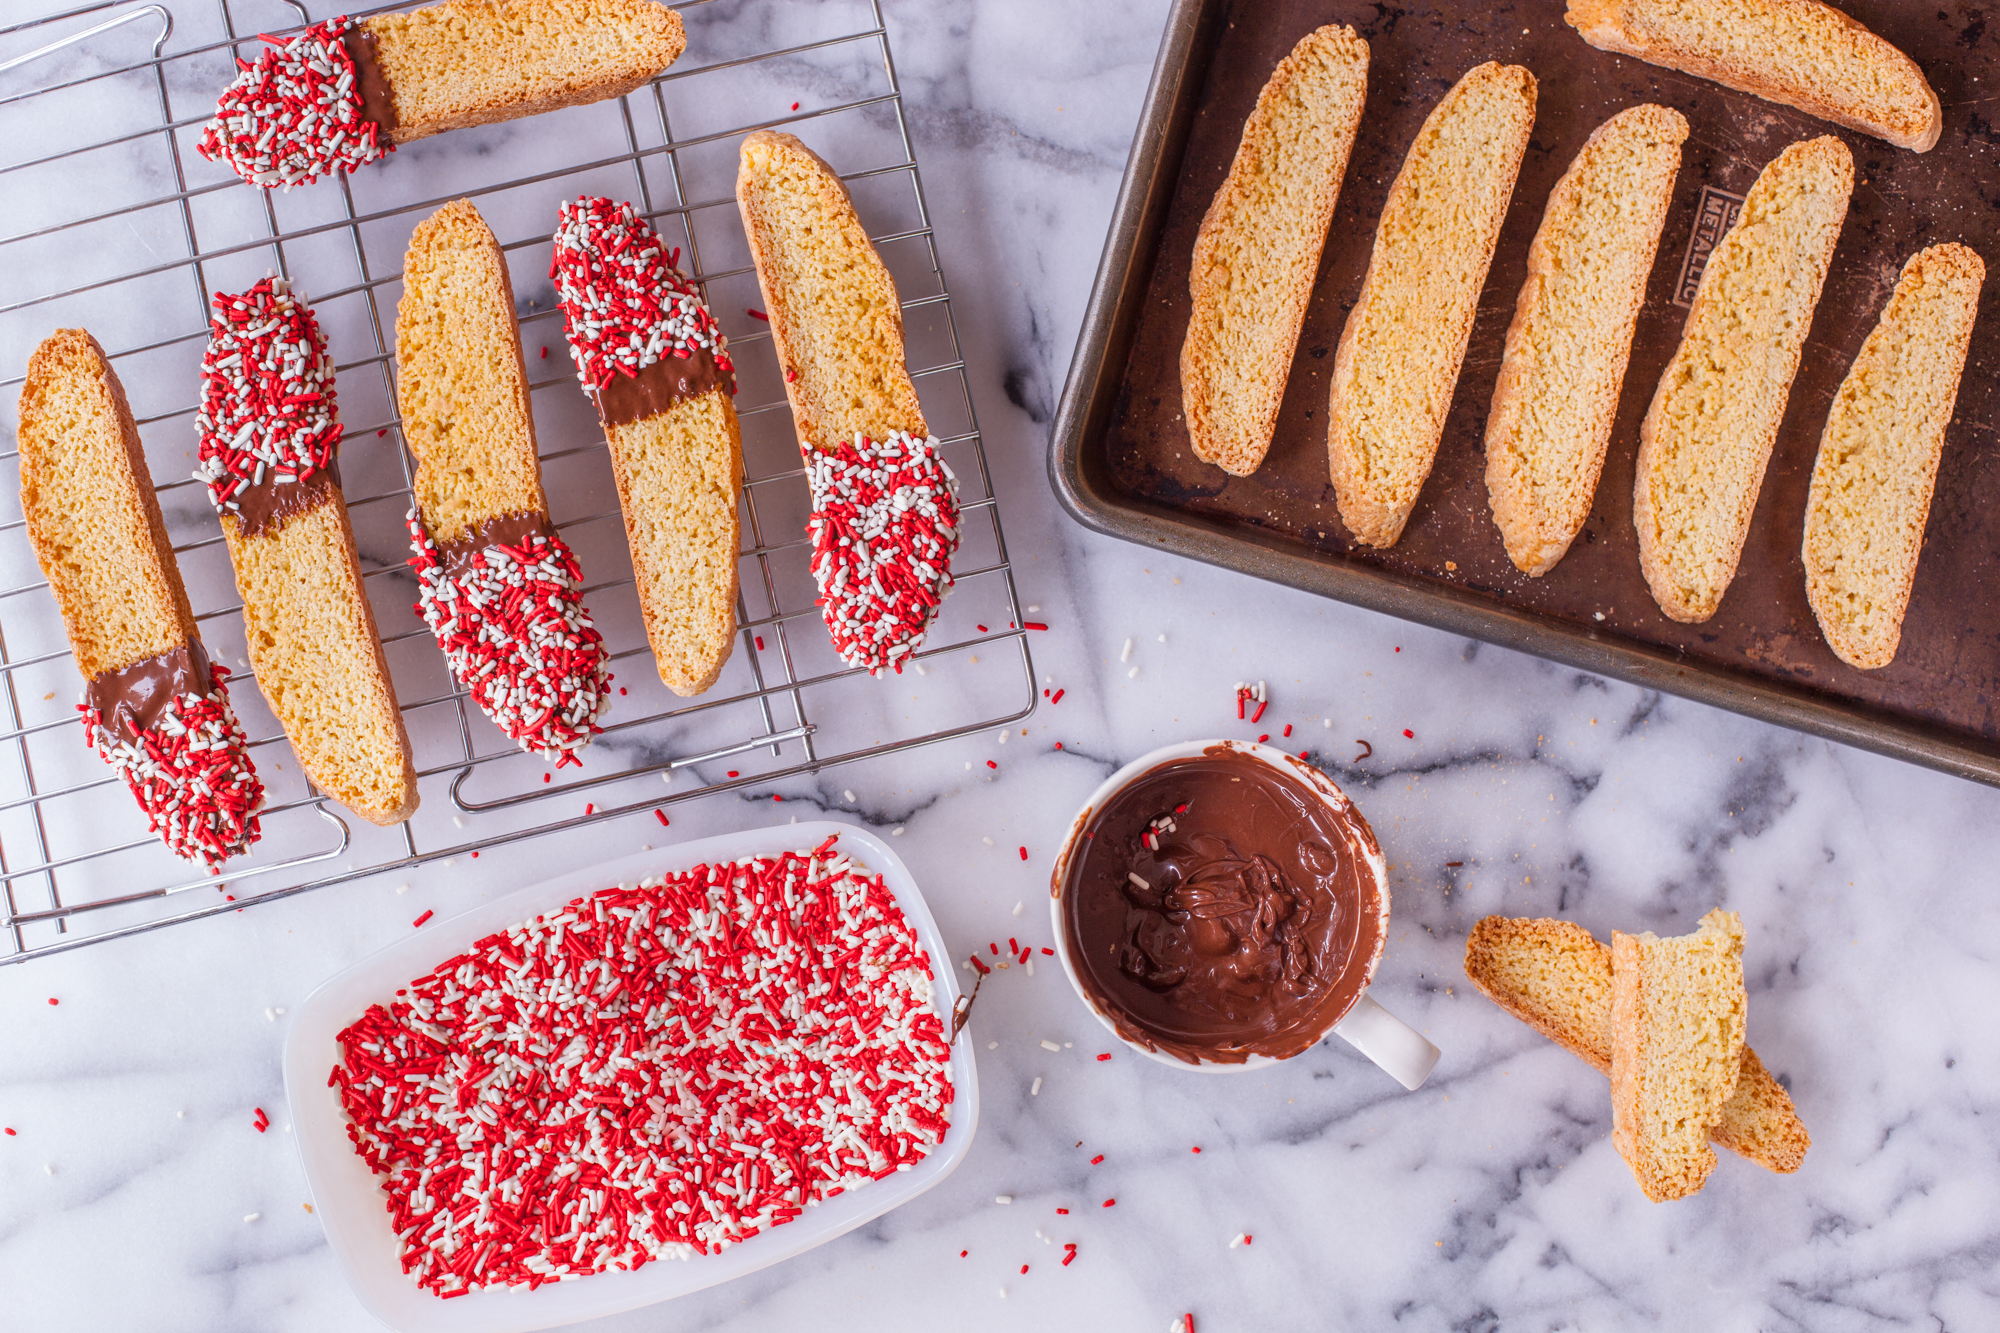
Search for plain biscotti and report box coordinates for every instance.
[1611,910,1747,1202]
[1566,0,1942,153]
[1182,24,1369,477]
[1804,243,1984,670]
[1633,135,1852,623]
[1485,104,1687,576]
[1464,915,1809,1174]
[1327,61,1537,549]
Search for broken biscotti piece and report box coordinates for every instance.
[18,330,264,867]
[1634,136,1851,623]
[736,130,962,676]
[1485,104,1687,576]
[1463,916,1808,1175]
[1565,0,1942,153]
[198,0,686,189]
[1804,243,1984,670]
[1181,24,1369,477]
[554,197,743,696]
[396,199,612,765]
[196,279,416,826]
[1611,909,1748,1202]
[1327,61,1537,549]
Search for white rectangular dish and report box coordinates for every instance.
[283,820,977,1333]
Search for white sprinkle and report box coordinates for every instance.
[1158,633,1167,643]
[394,884,410,895]
[1594,611,1606,621]
[275,1007,285,1015]
[176,1111,186,1119]
[1026,958,1035,976]
[1012,901,1024,916]
[1120,637,1134,663]
[1040,1039,1061,1052]
[997,730,1008,745]
[442,858,456,868]
[893,827,905,837]
[983,836,995,846]
[640,844,651,852]
[989,1042,998,1050]
[1128,873,1151,890]
[244,1213,260,1223]
[452,815,465,829]
[1031,1077,1042,1096]
[1323,718,1332,728]
[663,770,674,785]
[1229,1233,1247,1249]
[965,762,972,770]
[1000,1288,1009,1299]
[995,1195,1013,1205]
[1064,1042,1073,1049]
[913,662,928,676]
[1027,605,1040,613]
[1128,666,1140,679]
[42,1164,54,1175]
[264,1008,276,1022]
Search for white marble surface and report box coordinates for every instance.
[5,1,2000,1330]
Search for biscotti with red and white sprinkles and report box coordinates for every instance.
[198,0,686,190]
[198,279,416,826]
[397,200,611,764]
[554,196,744,697]
[736,130,962,676]
[18,329,264,867]
[329,833,954,1296]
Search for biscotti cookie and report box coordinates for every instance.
[1327,61,1537,549]
[18,330,264,867]
[1463,916,1808,1174]
[1804,243,1984,670]
[736,130,962,676]
[1566,0,1941,153]
[1485,105,1687,577]
[395,199,612,764]
[1182,24,1369,477]
[553,197,743,696]
[1611,910,1747,1202]
[1634,136,1851,623]
[196,279,416,826]
[199,0,685,189]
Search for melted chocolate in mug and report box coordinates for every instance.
[1060,746,1385,1064]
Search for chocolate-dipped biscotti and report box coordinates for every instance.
[198,0,686,190]
[736,130,962,676]
[196,279,416,826]
[396,199,612,764]
[18,330,264,867]
[553,196,743,697]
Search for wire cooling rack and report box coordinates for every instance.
[0,0,1033,963]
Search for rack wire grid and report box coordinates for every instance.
[0,0,1034,964]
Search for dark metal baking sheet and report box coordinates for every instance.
[1050,0,2000,787]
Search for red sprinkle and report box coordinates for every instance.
[1095,1053,1111,1062]
[960,1250,968,1258]
[1282,724,1292,737]
[727,771,740,778]
[1020,1264,1029,1274]
[986,760,997,769]
[1056,1207,1069,1215]
[970,955,990,976]
[412,910,434,928]
[1257,734,1269,743]
[1251,699,1268,724]
[1403,729,1415,739]
[1091,1154,1104,1164]
[1192,1146,1201,1153]
[1186,1316,1196,1333]
[46,998,57,1006]
[1062,1244,1077,1266]
[1018,847,1028,861]
[791,101,801,111]
[1054,742,1063,751]
[1051,690,1064,705]
[2,1128,13,1136]
[1024,622,1049,632]
[584,803,595,816]
[1040,947,1054,956]
[989,943,999,955]
[1243,1235,1252,1245]
[540,346,548,358]
[976,624,989,633]
[747,308,769,321]
[755,636,765,651]
[655,809,670,826]
[1102,1199,1115,1208]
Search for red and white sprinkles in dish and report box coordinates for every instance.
[197,18,390,190]
[407,516,611,766]
[329,835,953,1296]
[81,666,264,867]
[194,277,338,512]
[806,431,961,675]
[551,196,734,395]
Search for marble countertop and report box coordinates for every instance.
[5,1,2000,1330]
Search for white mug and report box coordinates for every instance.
[1048,739,1440,1090]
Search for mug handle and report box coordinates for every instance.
[1332,992,1440,1090]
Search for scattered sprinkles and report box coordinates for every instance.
[328,837,953,1296]
[408,513,611,763]
[253,1107,271,1134]
[194,277,338,513]
[81,662,264,867]
[804,432,962,675]
[553,197,735,399]
[197,19,392,189]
